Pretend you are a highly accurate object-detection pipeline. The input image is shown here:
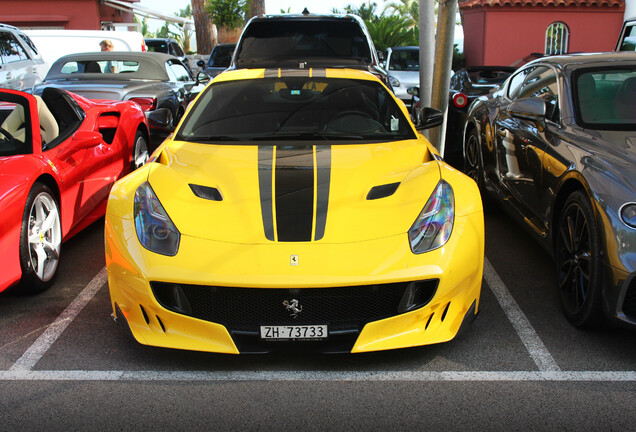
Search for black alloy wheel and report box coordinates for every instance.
[464,128,482,188]
[555,190,603,328]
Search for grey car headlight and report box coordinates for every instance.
[389,75,401,88]
[621,203,636,229]
[134,182,180,256]
[408,180,455,254]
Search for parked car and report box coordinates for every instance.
[0,87,149,293]
[0,23,46,91]
[36,52,206,149]
[463,52,636,329]
[197,43,235,78]
[24,29,146,76]
[105,67,484,354]
[384,46,420,104]
[616,16,636,51]
[145,37,190,71]
[230,12,391,90]
[443,66,516,168]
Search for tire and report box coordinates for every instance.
[555,190,603,328]
[131,130,149,171]
[463,128,483,189]
[17,183,62,294]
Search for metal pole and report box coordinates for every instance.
[429,0,457,155]
[419,0,436,114]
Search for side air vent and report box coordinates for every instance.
[189,184,223,201]
[366,182,400,200]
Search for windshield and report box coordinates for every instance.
[235,20,372,67]
[388,50,419,71]
[176,77,416,143]
[575,67,636,130]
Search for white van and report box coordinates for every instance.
[24,29,146,75]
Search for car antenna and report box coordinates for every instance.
[302,7,310,15]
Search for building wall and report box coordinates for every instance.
[0,0,135,30]
[462,6,624,66]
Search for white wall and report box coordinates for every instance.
[626,0,636,19]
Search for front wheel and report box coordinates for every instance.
[555,190,603,328]
[18,183,62,294]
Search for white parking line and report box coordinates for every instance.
[7,258,562,377]
[0,370,634,382]
[484,258,561,372]
[9,267,107,372]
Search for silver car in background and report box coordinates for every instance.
[385,46,420,105]
[0,23,46,91]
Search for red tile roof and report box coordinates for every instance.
[460,0,624,8]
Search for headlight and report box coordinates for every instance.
[134,182,180,256]
[621,203,636,229]
[389,75,401,88]
[408,180,454,254]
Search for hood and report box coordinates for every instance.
[147,140,440,244]
[39,80,163,101]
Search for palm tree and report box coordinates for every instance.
[383,0,418,28]
[191,0,215,54]
[248,0,265,20]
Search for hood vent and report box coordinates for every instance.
[366,182,400,200]
[189,184,223,201]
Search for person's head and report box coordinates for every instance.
[100,40,114,51]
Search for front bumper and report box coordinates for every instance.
[603,263,636,328]
[105,207,484,354]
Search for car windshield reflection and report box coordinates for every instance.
[177,77,416,143]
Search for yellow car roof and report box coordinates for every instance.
[212,68,382,83]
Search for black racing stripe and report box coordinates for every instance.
[258,146,275,241]
[314,146,331,241]
[275,146,315,242]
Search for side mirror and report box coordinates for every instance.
[147,108,173,130]
[416,107,444,130]
[195,71,211,86]
[508,97,546,122]
[407,87,419,97]
[72,130,103,147]
[197,59,205,68]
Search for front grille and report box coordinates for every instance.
[151,279,438,352]
[623,277,636,320]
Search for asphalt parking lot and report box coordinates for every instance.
[1,204,634,431]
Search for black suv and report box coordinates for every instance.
[145,37,190,71]
[231,12,390,88]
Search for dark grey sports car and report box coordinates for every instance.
[464,52,636,329]
[35,52,206,148]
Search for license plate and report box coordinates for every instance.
[260,325,328,340]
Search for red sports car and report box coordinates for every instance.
[0,87,150,293]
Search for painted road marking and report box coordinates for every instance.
[7,259,565,376]
[0,370,634,382]
[484,258,561,372]
[9,267,108,372]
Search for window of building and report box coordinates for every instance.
[545,22,568,55]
